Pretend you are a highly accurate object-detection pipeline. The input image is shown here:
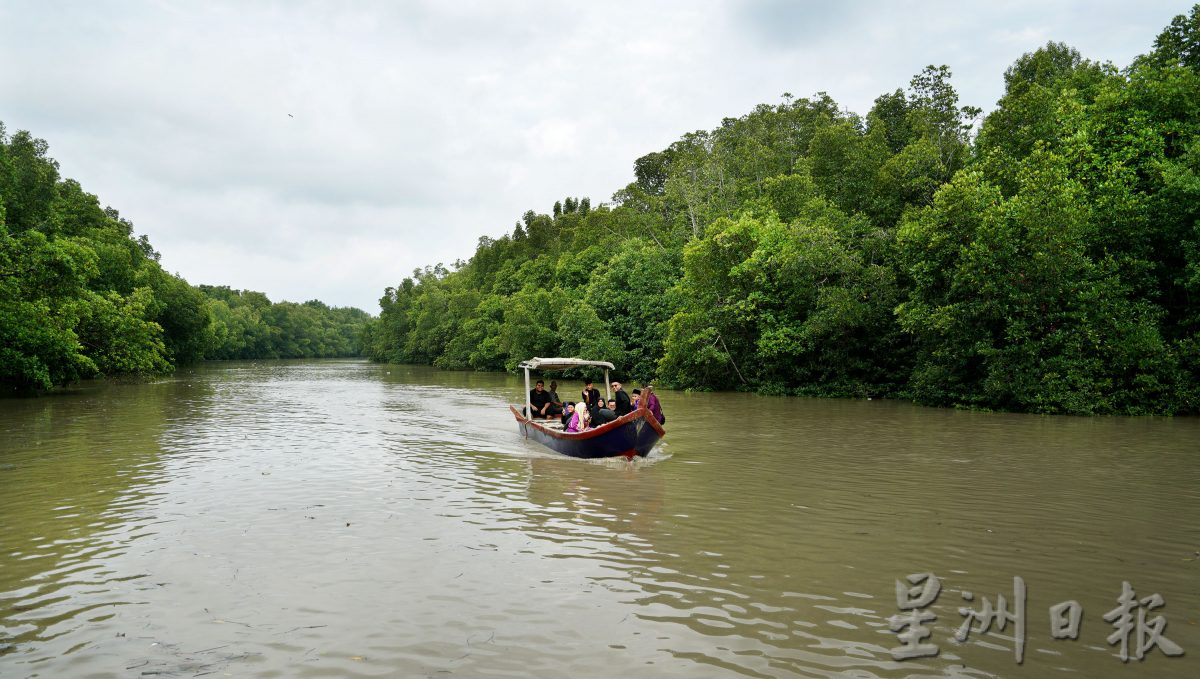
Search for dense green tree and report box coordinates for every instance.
[0,128,61,235]
[898,153,1186,414]
[808,122,889,219]
[146,268,215,363]
[499,288,564,371]
[0,228,97,391]
[353,5,1200,414]
[658,214,760,390]
[0,122,369,393]
[557,301,626,372]
[199,285,369,361]
[74,288,171,376]
[867,89,915,154]
[1148,4,1200,69]
[584,240,681,379]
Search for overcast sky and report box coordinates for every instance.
[0,1,1189,312]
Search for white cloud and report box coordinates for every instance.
[524,118,582,158]
[0,0,1187,311]
[995,26,1053,45]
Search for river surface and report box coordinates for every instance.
[1,360,1197,678]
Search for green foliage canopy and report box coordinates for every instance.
[0,124,370,394]
[363,6,1200,415]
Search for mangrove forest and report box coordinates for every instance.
[362,7,1200,415]
[0,126,370,394]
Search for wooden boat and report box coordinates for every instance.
[511,357,666,459]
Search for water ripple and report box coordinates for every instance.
[1,361,1197,678]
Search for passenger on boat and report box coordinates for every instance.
[576,405,592,431]
[560,402,576,427]
[547,380,564,417]
[565,403,583,432]
[529,380,552,418]
[593,402,617,425]
[580,380,601,413]
[612,381,633,416]
[631,388,641,409]
[643,384,665,424]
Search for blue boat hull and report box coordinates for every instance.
[510,406,665,459]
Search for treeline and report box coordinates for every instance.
[0,126,370,394]
[200,286,370,360]
[364,7,1200,415]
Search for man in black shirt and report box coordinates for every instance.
[580,380,601,416]
[612,380,633,416]
[547,380,564,417]
[529,380,552,418]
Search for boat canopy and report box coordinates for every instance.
[518,357,615,371]
[519,358,616,415]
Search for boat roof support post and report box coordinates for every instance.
[525,367,532,419]
[604,368,610,401]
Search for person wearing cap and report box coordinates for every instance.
[612,380,633,416]
[631,388,642,410]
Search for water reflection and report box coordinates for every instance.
[510,451,908,677]
[0,360,1197,678]
[0,376,211,659]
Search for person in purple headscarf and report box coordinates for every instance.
[643,384,665,424]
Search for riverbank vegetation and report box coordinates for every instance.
[0,127,370,394]
[198,286,369,361]
[364,7,1200,415]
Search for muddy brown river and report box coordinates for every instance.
[1,360,1197,678]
